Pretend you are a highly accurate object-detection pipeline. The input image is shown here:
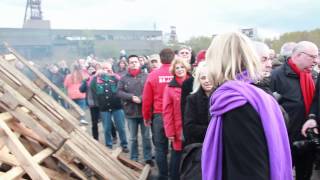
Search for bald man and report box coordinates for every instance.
[271,41,319,180]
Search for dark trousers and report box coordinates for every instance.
[90,106,100,140]
[151,114,169,180]
[293,151,315,180]
[170,149,182,180]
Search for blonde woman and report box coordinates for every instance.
[163,58,190,180]
[183,61,213,146]
[64,62,89,124]
[202,32,292,180]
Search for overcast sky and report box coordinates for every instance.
[0,0,319,41]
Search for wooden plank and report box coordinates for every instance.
[53,144,87,180]
[3,53,17,62]
[0,112,13,122]
[0,150,20,166]
[0,58,77,132]
[0,120,50,180]
[0,65,22,87]
[0,129,7,149]
[42,166,77,180]
[138,165,151,180]
[3,44,85,119]
[8,121,47,145]
[71,129,142,178]
[111,147,122,158]
[70,130,136,178]
[0,146,55,180]
[0,79,69,148]
[33,78,47,89]
[23,136,58,171]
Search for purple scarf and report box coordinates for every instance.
[202,80,292,180]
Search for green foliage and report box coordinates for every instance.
[264,28,320,53]
[184,36,212,53]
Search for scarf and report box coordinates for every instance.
[175,75,188,86]
[287,58,315,115]
[202,80,292,180]
[128,69,141,77]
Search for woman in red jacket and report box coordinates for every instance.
[163,58,190,180]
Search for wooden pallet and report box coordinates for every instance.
[2,42,84,120]
[0,46,151,179]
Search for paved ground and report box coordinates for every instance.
[81,109,320,180]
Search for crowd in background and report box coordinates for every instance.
[17,33,320,180]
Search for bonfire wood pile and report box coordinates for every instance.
[0,44,150,180]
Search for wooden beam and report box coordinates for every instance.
[0,112,13,122]
[0,120,50,180]
[2,45,85,118]
[7,121,47,145]
[138,165,151,180]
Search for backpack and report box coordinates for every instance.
[179,143,202,180]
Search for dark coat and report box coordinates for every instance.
[90,74,122,111]
[310,73,320,125]
[271,61,317,141]
[181,76,194,122]
[222,103,270,180]
[183,88,210,146]
[117,72,147,118]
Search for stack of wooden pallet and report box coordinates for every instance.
[0,44,150,180]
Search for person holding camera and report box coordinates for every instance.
[271,41,319,180]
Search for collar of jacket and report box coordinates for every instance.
[98,74,115,82]
[168,77,181,88]
[125,71,145,77]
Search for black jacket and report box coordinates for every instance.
[183,88,210,146]
[181,77,194,123]
[222,103,270,180]
[271,62,317,141]
[310,73,320,125]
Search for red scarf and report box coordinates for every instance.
[175,75,189,86]
[288,58,315,115]
[128,69,141,77]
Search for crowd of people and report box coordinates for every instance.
[20,32,320,180]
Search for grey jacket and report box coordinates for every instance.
[117,71,147,118]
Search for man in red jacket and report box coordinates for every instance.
[142,48,174,180]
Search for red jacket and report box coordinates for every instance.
[162,78,183,151]
[142,64,173,121]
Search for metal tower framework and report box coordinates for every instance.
[24,0,43,22]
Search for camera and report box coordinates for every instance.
[293,128,320,152]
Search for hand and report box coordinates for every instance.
[144,119,151,127]
[301,119,318,137]
[167,136,175,143]
[132,96,141,104]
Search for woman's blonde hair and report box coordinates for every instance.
[169,58,191,75]
[206,32,262,88]
[191,61,212,94]
[70,62,84,84]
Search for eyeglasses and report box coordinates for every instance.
[301,52,318,59]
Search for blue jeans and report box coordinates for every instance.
[101,109,128,149]
[73,98,86,119]
[127,117,152,161]
[73,98,86,109]
[151,114,169,180]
